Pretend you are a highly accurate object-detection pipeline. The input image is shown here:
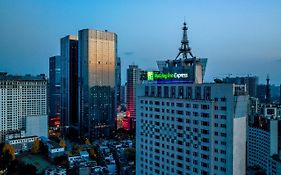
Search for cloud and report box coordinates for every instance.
[275,59,281,62]
[123,51,134,56]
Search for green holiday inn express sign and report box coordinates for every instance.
[147,71,189,81]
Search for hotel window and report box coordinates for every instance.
[157,86,162,97]
[178,86,183,99]
[204,86,211,100]
[164,86,169,98]
[145,86,149,96]
[195,86,201,99]
[186,87,192,99]
[149,86,155,97]
[171,86,176,98]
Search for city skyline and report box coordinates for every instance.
[0,1,281,84]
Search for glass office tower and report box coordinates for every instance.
[49,56,61,118]
[60,35,79,138]
[78,29,117,139]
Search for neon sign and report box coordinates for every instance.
[147,71,189,81]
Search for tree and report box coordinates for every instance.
[88,148,97,160]
[2,144,15,160]
[124,148,135,162]
[59,139,66,148]
[85,138,91,145]
[31,139,40,154]
[72,144,82,155]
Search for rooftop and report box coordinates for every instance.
[0,72,47,81]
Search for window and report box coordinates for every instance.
[164,86,169,98]
[178,86,184,99]
[204,86,211,100]
[187,87,192,99]
[151,86,155,96]
[171,86,176,98]
[195,86,201,99]
[157,86,162,97]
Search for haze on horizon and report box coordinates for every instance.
[0,0,280,84]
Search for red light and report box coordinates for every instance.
[126,111,131,117]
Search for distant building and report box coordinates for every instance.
[49,56,61,118]
[247,104,281,175]
[222,76,258,97]
[248,97,260,125]
[44,140,65,159]
[126,65,142,119]
[125,65,143,131]
[6,135,38,153]
[45,167,66,175]
[26,115,48,138]
[60,35,79,138]
[279,84,281,104]
[0,73,47,142]
[120,84,127,105]
[256,77,280,104]
[78,29,117,139]
[116,57,121,105]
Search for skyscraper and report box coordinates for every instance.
[126,65,141,119]
[78,29,117,139]
[136,23,248,175]
[0,73,48,142]
[116,57,121,105]
[60,35,79,137]
[49,56,61,118]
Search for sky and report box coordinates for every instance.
[0,0,281,84]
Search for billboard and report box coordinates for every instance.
[146,71,192,83]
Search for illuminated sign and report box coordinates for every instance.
[147,71,189,81]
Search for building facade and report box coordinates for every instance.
[136,83,248,175]
[49,56,61,118]
[60,35,79,137]
[78,29,117,139]
[247,104,281,175]
[0,73,47,142]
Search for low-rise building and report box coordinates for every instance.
[45,167,66,175]
[6,135,38,153]
[44,140,65,159]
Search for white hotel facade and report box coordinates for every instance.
[136,82,248,175]
[136,23,249,175]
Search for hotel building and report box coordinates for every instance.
[136,23,249,175]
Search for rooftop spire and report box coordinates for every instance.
[175,22,195,60]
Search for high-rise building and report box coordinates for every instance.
[49,56,61,118]
[120,85,127,105]
[127,65,142,118]
[136,23,248,175]
[279,84,281,105]
[0,73,47,142]
[222,76,258,97]
[78,29,117,139]
[124,65,143,131]
[116,57,121,105]
[60,35,79,137]
[247,104,281,174]
[266,75,271,104]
